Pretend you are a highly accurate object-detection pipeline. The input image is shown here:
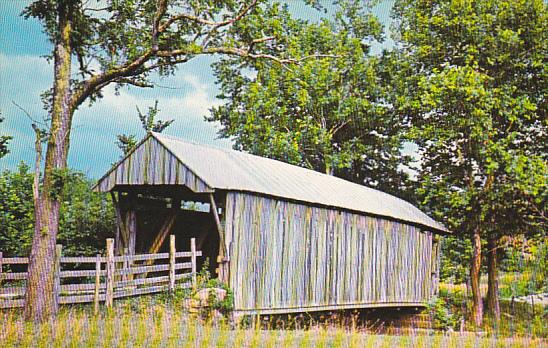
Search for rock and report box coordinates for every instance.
[183,298,200,309]
[193,287,227,307]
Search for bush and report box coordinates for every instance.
[427,296,459,331]
[0,163,115,257]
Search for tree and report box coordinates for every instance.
[392,0,547,326]
[116,100,173,156]
[0,113,12,158]
[209,2,413,198]
[0,163,115,257]
[22,0,320,321]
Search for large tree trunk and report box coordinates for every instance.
[24,2,73,322]
[486,234,500,322]
[470,225,483,328]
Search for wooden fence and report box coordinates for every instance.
[0,236,201,312]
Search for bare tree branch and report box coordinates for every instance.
[12,101,48,127]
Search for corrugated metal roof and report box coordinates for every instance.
[151,133,447,233]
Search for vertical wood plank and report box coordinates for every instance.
[123,247,129,282]
[190,238,197,288]
[105,238,115,308]
[169,235,176,292]
[0,252,3,281]
[53,244,62,309]
[94,253,101,315]
[127,209,137,256]
[226,191,438,313]
[110,191,125,255]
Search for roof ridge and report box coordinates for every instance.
[133,133,448,233]
[153,132,415,205]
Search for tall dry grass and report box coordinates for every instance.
[1,304,546,348]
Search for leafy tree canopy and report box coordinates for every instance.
[23,0,328,113]
[392,0,547,234]
[209,1,414,198]
[392,0,547,324]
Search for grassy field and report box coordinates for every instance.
[1,304,546,348]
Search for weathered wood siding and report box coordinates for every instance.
[96,137,213,193]
[225,192,435,313]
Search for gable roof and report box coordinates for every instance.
[96,132,448,233]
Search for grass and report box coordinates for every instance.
[1,301,546,348]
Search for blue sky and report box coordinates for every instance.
[0,0,395,179]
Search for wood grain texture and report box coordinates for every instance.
[225,192,437,313]
[95,136,213,193]
[0,243,200,309]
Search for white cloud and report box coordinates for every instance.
[1,52,232,177]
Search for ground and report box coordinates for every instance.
[1,299,546,347]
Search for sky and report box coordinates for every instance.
[0,0,395,179]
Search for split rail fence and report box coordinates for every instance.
[0,236,201,312]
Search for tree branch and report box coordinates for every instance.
[31,123,43,211]
[152,0,169,50]
[12,101,48,127]
[158,0,259,33]
[70,1,335,112]
[70,50,155,110]
[116,77,154,88]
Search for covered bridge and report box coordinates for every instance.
[94,132,448,315]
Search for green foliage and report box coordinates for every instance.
[0,113,11,158]
[194,258,234,313]
[115,134,138,157]
[499,235,548,297]
[22,0,328,113]
[393,0,547,234]
[56,171,116,256]
[116,100,174,156]
[0,163,115,256]
[210,2,413,198]
[0,163,35,256]
[136,100,173,134]
[392,2,547,319]
[439,236,472,283]
[427,296,459,330]
[163,258,234,315]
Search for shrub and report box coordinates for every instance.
[427,296,459,331]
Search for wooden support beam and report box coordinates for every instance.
[110,191,127,254]
[147,214,177,255]
[209,194,227,260]
[127,210,137,256]
[209,193,229,283]
[111,191,137,256]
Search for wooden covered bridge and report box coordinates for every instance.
[94,132,448,315]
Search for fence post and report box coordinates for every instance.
[94,253,101,315]
[169,235,176,292]
[123,247,129,282]
[53,244,62,309]
[105,238,115,308]
[0,252,3,281]
[190,238,197,288]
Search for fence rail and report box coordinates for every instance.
[0,236,201,312]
